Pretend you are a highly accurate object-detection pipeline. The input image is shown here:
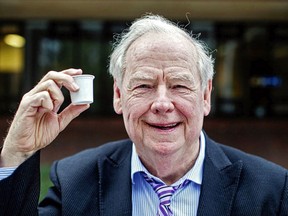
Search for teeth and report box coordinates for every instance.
[152,123,178,129]
[162,124,176,128]
[165,123,177,127]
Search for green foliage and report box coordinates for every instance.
[40,164,53,202]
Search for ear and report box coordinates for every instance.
[113,80,123,114]
[203,79,212,116]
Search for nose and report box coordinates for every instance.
[151,85,174,114]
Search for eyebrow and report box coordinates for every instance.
[168,72,196,84]
[127,72,156,88]
[131,71,155,80]
[126,68,197,87]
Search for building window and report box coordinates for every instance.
[0,22,25,114]
[0,20,287,118]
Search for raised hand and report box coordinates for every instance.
[0,69,90,167]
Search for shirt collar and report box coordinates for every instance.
[131,131,206,185]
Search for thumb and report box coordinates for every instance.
[58,104,90,131]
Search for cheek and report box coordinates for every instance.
[124,92,153,114]
[173,96,206,130]
[121,98,150,143]
[174,94,203,115]
[176,97,205,135]
[122,95,151,128]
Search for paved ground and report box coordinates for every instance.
[1,116,287,168]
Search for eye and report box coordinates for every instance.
[136,84,151,89]
[171,84,193,93]
[173,85,187,89]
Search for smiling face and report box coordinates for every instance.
[113,32,212,169]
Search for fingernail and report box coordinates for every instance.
[53,105,60,113]
[72,82,79,90]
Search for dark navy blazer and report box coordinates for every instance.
[0,134,287,215]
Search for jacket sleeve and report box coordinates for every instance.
[0,151,64,216]
[279,171,288,215]
[0,152,40,216]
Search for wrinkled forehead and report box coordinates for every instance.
[126,32,197,61]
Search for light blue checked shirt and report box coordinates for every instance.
[131,131,206,216]
[0,167,16,180]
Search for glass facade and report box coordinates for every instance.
[0,22,25,113]
[214,23,288,118]
[0,19,287,118]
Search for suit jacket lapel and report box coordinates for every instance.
[98,140,133,216]
[96,136,243,216]
[197,136,243,216]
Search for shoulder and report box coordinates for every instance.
[220,142,286,174]
[204,135,288,213]
[51,139,133,175]
[205,134,287,184]
[205,133,287,172]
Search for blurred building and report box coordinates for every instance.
[0,0,288,118]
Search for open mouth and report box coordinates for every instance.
[148,122,180,130]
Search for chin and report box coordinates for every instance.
[152,143,179,156]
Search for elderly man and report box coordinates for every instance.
[0,15,287,216]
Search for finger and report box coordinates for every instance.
[39,69,82,92]
[58,104,90,132]
[60,68,83,76]
[27,80,64,113]
[21,91,54,114]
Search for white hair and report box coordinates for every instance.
[109,14,214,89]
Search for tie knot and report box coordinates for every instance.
[141,172,190,207]
[155,185,175,206]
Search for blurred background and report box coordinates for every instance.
[0,0,288,197]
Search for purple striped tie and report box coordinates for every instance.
[142,172,190,216]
